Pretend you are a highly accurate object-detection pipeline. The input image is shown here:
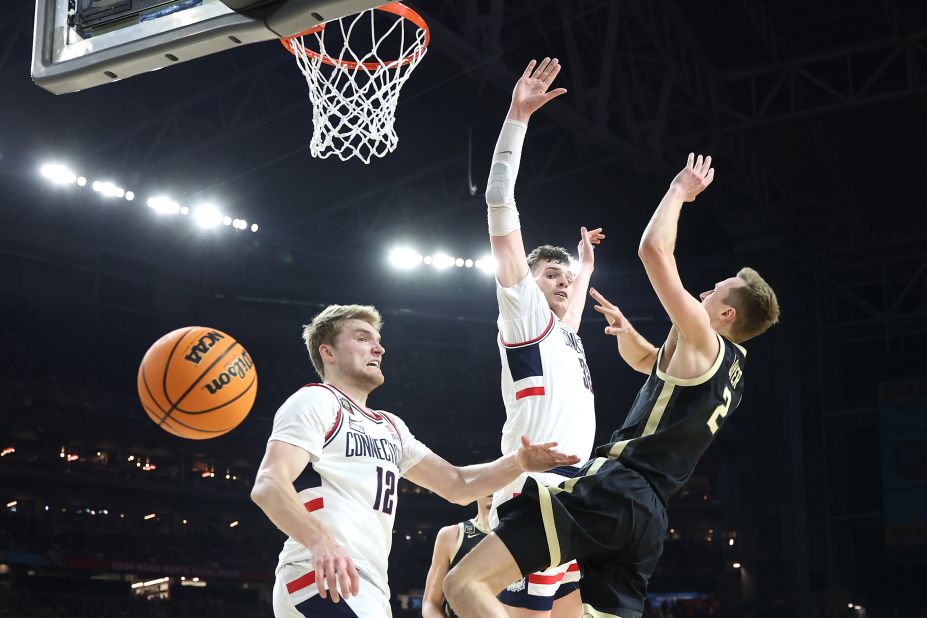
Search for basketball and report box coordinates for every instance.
[137,326,258,439]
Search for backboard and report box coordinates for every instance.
[32,0,384,94]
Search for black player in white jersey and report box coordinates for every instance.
[422,495,492,618]
[444,154,781,618]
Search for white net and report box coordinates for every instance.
[285,5,428,164]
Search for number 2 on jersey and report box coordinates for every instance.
[707,387,732,434]
[372,466,396,514]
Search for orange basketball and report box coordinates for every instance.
[137,327,257,439]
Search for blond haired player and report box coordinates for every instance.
[484,56,603,616]
[445,154,780,618]
[251,304,579,618]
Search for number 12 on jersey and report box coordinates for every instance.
[372,466,396,514]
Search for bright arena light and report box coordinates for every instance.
[222,216,232,226]
[433,253,454,270]
[455,258,464,267]
[76,176,87,187]
[147,196,180,215]
[193,204,223,229]
[423,256,433,264]
[124,191,135,201]
[465,259,473,268]
[250,223,259,232]
[388,247,424,270]
[40,163,77,185]
[475,255,497,274]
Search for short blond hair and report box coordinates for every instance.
[725,267,780,343]
[302,305,383,378]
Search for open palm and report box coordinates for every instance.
[510,57,568,120]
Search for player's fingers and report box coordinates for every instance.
[347,558,361,596]
[703,156,712,175]
[521,435,531,448]
[534,57,551,79]
[522,59,537,80]
[337,562,353,601]
[328,561,342,603]
[695,154,704,172]
[706,168,715,184]
[543,88,567,104]
[316,563,327,598]
[542,61,561,87]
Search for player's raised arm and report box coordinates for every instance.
[638,153,717,349]
[487,58,568,287]
[251,440,360,603]
[403,437,579,506]
[561,225,605,332]
[590,287,659,375]
[422,524,460,618]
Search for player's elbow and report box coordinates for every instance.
[249,471,277,507]
[637,239,666,262]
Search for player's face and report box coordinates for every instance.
[699,277,745,327]
[533,260,574,317]
[330,320,386,389]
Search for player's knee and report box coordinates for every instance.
[443,564,470,605]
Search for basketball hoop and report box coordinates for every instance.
[281,3,430,164]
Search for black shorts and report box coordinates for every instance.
[494,457,668,618]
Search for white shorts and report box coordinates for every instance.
[273,563,391,618]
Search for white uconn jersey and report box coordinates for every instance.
[495,274,596,500]
[269,383,431,602]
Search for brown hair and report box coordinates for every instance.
[302,305,383,378]
[526,245,572,271]
[724,267,780,343]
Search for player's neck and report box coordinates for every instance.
[473,514,491,533]
[324,378,371,409]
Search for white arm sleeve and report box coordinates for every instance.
[485,119,528,236]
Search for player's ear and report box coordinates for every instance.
[721,306,737,325]
[319,343,335,364]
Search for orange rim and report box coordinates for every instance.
[280,2,430,71]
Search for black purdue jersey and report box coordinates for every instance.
[442,520,489,618]
[596,333,746,504]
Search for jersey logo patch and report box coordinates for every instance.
[348,419,366,434]
[506,577,526,592]
[339,397,353,414]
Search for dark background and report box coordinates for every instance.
[2,1,927,616]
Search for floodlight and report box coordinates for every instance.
[40,163,77,184]
[124,191,135,201]
[388,247,423,270]
[250,223,258,232]
[433,253,455,270]
[147,196,180,215]
[193,204,223,229]
[465,259,473,268]
[476,255,497,274]
[222,216,232,226]
[76,176,87,187]
[455,258,464,267]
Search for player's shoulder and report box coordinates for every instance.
[435,523,463,546]
[281,383,342,411]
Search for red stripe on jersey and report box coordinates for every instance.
[304,498,324,512]
[324,408,342,441]
[515,386,546,400]
[567,562,580,572]
[286,570,316,594]
[528,572,565,585]
[499,312,556,348]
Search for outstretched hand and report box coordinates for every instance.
[576,226,605,270]
[515,436,581,472]
[509,58,568,121]
[590,288,632,336]
[308,535,360,603]
[670,153,715,203]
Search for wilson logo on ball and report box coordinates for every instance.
[204,350,255,395]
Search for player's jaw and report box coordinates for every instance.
[534,262,573,317]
